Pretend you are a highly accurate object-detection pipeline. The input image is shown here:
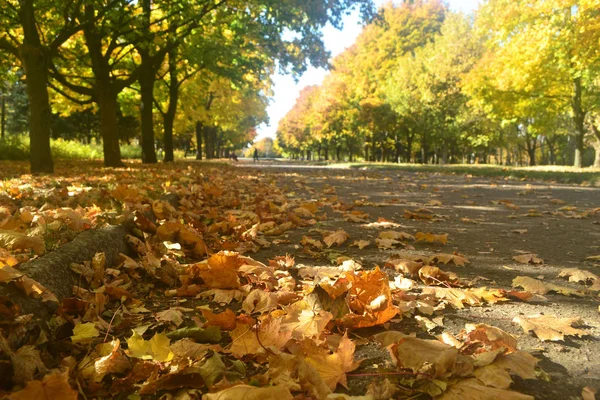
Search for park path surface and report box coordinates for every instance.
[238,162,600,399]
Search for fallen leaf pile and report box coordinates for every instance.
[0,161,597,399]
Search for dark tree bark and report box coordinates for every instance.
[83,6,124,167]
[1,94,5,139]
[19,0,53,173]
[162,49,179,162]
[139,52,158,164]
[572,77,586,168]
[0,224,132,318]
[195,121,203,160]
[591,122,600,168]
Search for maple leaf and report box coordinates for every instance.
[301,236,324,249]
[512,253,543,264]
[558,268,599,284]
[378,230,415,241]
[465,323,518,352]
[440,378,533,400]
[304,332,361,390]
[281,298,333,339]
[0,248,19,268]
[404,210,433,220]
[0,230,45,255]
[189,251,244,289]
[71,322,100,343]
[385,257,423,275]
[323,230,350,247]
[267,353,332,398]
[170,338,214,359]
[155,308,184,327]
[241,289,279,314]
[511,276,582,296]
[340,268,399,328]
[388,337,459,378]
[415,232,448,245]
[8,370,78,400]
[89,340,131,382]
[418,265,458,285]
[201,308,237,330]
[229,316,291,358]
[513,315,589,341]
[203,384,293,400]
[422,287,482,309]
[350,240,370,249]
[156,221,183,241]
[431,253,469,266]
[126,332,174,362]
[199,288,246,304]
[375,237,400,249]
[11,274,59,303]
[0,265,24,282]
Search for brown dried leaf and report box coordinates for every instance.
[0,230,45,255]
[203,385,293,400]
[323,230,350,248]
[388,337,459,378]
[8,370,78,400]
[415,232,448,245]
[513,315,588,341]
[229,316,291,358]
[513,253,543,264]
[558,268,599,284]
[439,378,533,400]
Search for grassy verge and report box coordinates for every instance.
[0,136,185,161]
[345,162,600,185]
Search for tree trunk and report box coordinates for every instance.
[591,123,600,168]
[83,8,122,167]
[195,121,203,160]
[96,86,123,167]
[572,77,586,168]
[1,94,5,139]
[19,0,53,173]
[139,52,157,164]
[163,50,179,162]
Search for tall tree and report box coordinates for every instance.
[0,0,85,172]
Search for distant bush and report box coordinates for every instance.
[0,136,29,160]
[0,136,146,161]
[120,144,142,160]
[51,138,103,160]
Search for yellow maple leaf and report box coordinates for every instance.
[305,332,360,390]
[71,322,100,343]
[512,315,588,341]
[126,332,173,362]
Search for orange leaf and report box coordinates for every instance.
[9,370,78,400]
[202,308,237,330]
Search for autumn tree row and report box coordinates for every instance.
[0,0,374,173]
[277,0,600,168]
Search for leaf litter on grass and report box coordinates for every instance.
[0,161,597,399]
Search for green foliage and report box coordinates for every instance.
[0,136,142,160]
[0,136,29,160]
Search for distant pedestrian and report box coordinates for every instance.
[253,148,259,163]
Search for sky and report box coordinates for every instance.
[255,0,481,141]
